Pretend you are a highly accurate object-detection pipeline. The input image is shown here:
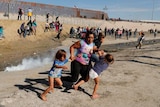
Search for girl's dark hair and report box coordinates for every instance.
[105,54,114,64]
[55,49,66,59]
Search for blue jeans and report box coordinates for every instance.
[90,53,99,62]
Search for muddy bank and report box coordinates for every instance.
[0,39,62,71]
[100,38,160,52]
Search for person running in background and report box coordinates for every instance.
[55,24,63,39]
[41,49,68,101]
[154,29,157,38]
[136,32,145,49]
[73,50,114,99]
[18,22,26,37]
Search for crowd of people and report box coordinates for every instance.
[44,15,63,39]
[69,26,158,41]
[1,7,159,41]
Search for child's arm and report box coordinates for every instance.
[54,59,68,69]
[63,59,68,64]
[54,65,68,69]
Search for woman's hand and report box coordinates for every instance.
[70,55,76,61]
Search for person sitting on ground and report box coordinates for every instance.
[18,22,26,37]
[40,49,68,101]
[73,50,114,99]
[49,21,55,30]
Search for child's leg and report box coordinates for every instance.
[91,77,100,99]
[41,76,54,101]
[54,78,63,87]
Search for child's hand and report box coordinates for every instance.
[98,50,104,56]
[63,66,68,69]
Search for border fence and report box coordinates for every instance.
[0,0,108,20]
[0,0,159,31]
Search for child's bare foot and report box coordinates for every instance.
[73,85,78,90]
[91,94,99,99]
[40,94,47,101]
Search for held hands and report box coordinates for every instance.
[98,50,105,56]
[69,55,76,61]
[62,66,68,70]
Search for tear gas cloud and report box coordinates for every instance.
[5,46,70,72]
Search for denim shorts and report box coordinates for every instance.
[49,68,62,78]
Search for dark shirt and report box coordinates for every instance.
[94,39,102,49]
[92,56,108,75]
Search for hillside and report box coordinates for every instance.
[0,19,75,71]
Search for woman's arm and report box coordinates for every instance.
[70,41,81,61]
[98,50,106,57]
[93,46,98,52]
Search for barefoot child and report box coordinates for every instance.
[41,49,68,101]
[73,50,114,99]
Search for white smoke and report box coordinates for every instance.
[4,46,70,72]
[4,56,52,72]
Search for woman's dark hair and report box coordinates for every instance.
[55,49,66,60]
[85,31,94,39]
